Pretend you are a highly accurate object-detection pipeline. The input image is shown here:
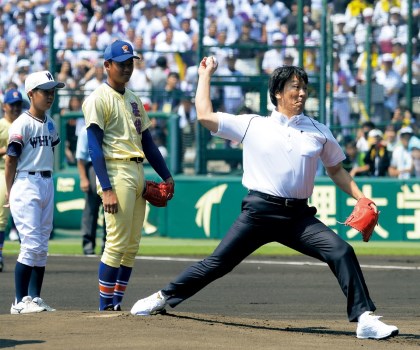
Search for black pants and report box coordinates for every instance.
[81,163,105,254]
[162,193,376,322]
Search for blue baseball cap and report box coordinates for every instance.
[103,40,139,62]
[4,89,23,104]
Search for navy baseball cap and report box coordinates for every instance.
[103,40,139,62]
[4,89,23,104]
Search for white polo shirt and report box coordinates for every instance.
[213,110,345,199]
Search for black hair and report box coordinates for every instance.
[268,66,308,106]
[156,56,167,68]
[361,121,375,129]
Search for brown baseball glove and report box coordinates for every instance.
[142,181,173,207]
[344,197,379,242]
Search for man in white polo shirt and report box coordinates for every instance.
[131,60,399,341]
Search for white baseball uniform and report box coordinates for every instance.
[8,111,60,266]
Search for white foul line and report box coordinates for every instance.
[136,256,420,271]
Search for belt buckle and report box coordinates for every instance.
[285,199,292,207]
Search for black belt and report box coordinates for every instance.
[248,190,308,208]
[130,157,144,163]
[111,157,144,163]
[28,171,52,178]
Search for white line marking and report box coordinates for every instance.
[135,256,420,271]
[48,254,420,271]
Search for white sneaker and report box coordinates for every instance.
[356,311,399,339]
[32,297,56,312]
[131,291,167,316]
[10,296,45,314]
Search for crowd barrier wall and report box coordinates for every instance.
[53,171,419,242]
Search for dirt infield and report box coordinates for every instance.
[0,255,419,349]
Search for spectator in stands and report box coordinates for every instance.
[234,21,261,75]
[354,7,377,55]
[57,59,77,111]
[73,16,91,48]
[377,6,408,52]
[83,62,106,95]
[388,126,415,179]
[126,53,152,99]
[391,39,408,86]
[87,4,106,34]
[54,15,75,50]
[356,120,376,153]
[164,1,181,30]
[149,56,169,97]
[154,28,183,73]
[280,3,298,37]
[373,0,400,26]
[408,126,420,151]
[383,123,399,152]
[302,40,320,77]
[363,129,391,176]
[331,54,356,136]
[218,54,244,115]
[28,19,48,53]
[113,2,136,30]
[97,15,122,50]
[262,32,286,75]
[260,0,290,40]
[7,16,28,54]
[220,2,240,44]
[203,20,218,47]
[173,19,195,68]
[356,41,380,83]
[11,59,31,98]
[176,94,197,164]
[412,143,420,177]
[62,95,85,166]
[57,60,77,91]
[343,139,368,177]
[390,106,406,130]
[0,38,10,91]
[333,14,357,66]
[152,71,182,114]
[374,53,403,120]
[134,3,162,50]
[180,17,198,52]
[344,0,372,31]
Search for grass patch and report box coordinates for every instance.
[3,237,420,257]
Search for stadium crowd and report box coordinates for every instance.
[0,0,419,177]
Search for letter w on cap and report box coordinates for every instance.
[46,72,53,81]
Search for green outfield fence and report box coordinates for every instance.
[52,172,419,242]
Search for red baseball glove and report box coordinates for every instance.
[142,181,173,207]
[344,197,379,242]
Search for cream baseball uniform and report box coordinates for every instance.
[0,118,12,232]
[82,83,151,268]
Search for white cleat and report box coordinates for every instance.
[356,311,399,339]
[131,291,167,316]
[10,296,45,314]
[32,297,56,312]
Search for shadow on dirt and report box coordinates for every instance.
[0,339,45,349]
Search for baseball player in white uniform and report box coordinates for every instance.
[131,60,398,341]
[5,71,64,314]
